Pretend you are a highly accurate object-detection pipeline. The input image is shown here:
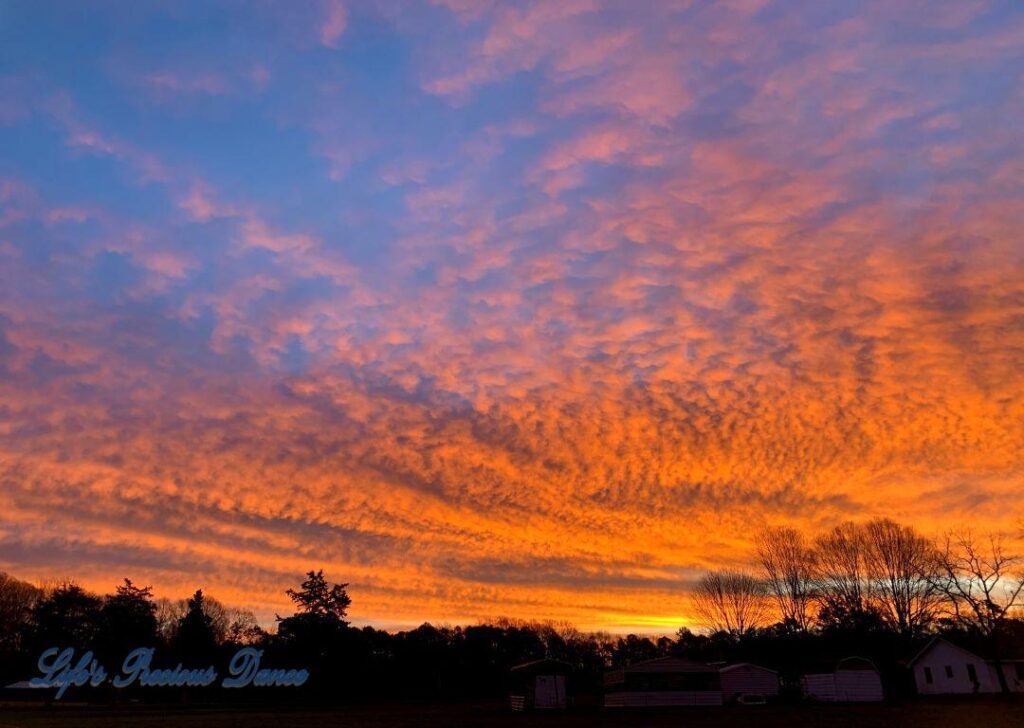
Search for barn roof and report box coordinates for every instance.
[510,658,571,674]
[720,662,778,675]
[799,655,880,675]
[909,635,1024,665]
[909,636,979,665]
[619,656,716,674]
[837,656,879,673]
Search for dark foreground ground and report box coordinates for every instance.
[0,699,1020,728]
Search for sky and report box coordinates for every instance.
[0,0,1022,633]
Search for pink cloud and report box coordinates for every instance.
[178,184,238,222]
[320,0,348,48]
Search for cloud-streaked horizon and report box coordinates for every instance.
[1,0,1022,632]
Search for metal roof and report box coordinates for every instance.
[719,662,778,675]
[908,635,1024,665]
[510,658,572,673]
[619,656,717,674]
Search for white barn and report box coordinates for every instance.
[719,663,779,703]
[910,637,1024,695]
[800,657,884,702]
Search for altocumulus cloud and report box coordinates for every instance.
[0,0,1022,632]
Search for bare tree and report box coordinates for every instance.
[0,572,41,651]
[35,576,75,598]
[690,570,769,637]
[935,531,1024,693]
[201,595,231,643]
[863,519,942,638]
[225,607,265,645]
[155,593,231,643]
[814,522,874,625]
[155,597,185,642]
[756,527,816,631]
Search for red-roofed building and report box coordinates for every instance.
[604,657,722,707]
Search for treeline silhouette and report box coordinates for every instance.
[0,519,1021,702]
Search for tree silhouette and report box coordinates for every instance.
[814,522,873,619]
[284,570,351,623]
[97,579,159,663]
[1,518,1023,704]
[756,527,816,632]
[864,519,943,639]
[690,570,770,638]
[0,572,40,653]
[936,531,1024,693]
[276,571,350,642]
[273,571,353,693]
[173,589,218,664]
[27,582,102,652]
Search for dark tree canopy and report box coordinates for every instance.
[2,518,1023,703]
[283,570,351,623]
[275,571,352,657]
[173,589,219,663]
[97,579,159,661]
[0,572,40,652]
[28,583,102,652]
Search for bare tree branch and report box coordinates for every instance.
[863,519,942,638]
[934,530,1024,694]
[756,527,816,631]
[690,570,769,638]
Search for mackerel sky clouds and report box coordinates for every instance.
[1,0,1022,631]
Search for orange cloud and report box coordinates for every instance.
[0,0,1022,635]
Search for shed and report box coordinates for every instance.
[719,662,779,703]
[604,656,722,707]
[509,659,570,711]
[800,657,883,702]
[909,637,1024,695]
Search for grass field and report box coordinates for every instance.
[0,699,1021,728]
